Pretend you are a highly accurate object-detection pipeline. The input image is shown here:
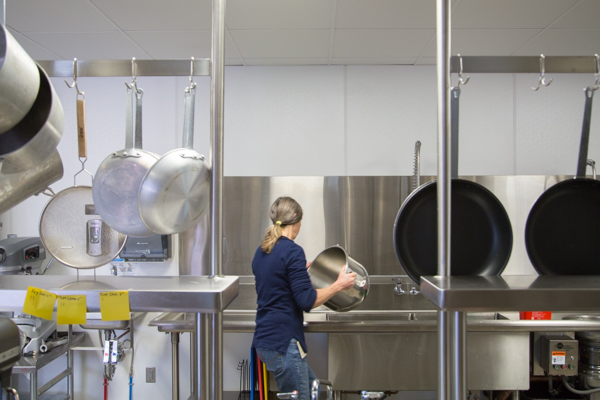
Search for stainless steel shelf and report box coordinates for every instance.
[0,275,239,313]
[420,275,600,312]
[13,332,85,375]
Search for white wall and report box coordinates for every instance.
[2,65,600,399]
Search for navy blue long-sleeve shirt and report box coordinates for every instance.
[252,236,317,354]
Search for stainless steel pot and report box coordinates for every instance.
[308,245,369,312]
[0,149,63,215]
[0,23,40,134]
[0,64,64,172]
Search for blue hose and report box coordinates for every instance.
[129,376,133,400]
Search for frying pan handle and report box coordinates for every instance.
[577,87,595,178]
[450,87,460,179]
[183,86,196,149]
[134,89,144,149]
[76,98,87,158]
[125,86,134,150]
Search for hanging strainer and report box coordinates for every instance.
[39,87,126,269]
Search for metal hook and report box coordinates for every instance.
[74,157,93,186]
[125,57,142,93]
[64,58,84,98]
[587,159,596,180]
[456,54,470,88]
[593,54,600,91]
[532,54,553,91]
[185,57,197,94]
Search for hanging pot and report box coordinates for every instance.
[0,64,64,172]
[138,83,210,234]
[0,149,63,215]
[525,86,600,275]
[39,93,126,268]
[92,85,159,237]
[0,23,40,134]
[393,88,513,284]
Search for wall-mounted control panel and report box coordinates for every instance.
[540,335,578,376]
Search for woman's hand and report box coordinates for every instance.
[306,261,312,269]
[336,265,357,290]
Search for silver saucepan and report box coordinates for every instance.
[92,85,159,237]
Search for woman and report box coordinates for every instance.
[252,196,357,400]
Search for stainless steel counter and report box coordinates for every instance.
[421,275,600,312]
[0,275,239,313]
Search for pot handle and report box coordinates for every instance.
[125,86,134,150]
[450,87,460,179]
[134,89,144,149]
[576,87,595,178]
[183,85,196,150]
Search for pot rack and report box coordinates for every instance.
[436,2,600,400]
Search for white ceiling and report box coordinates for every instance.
[4,0,600,66]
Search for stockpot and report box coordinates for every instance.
[308,245,369,312]
[0,23,40,134]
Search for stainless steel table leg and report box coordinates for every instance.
[198,313,210,400]
[212,312,223,400]
[190,325,197,399]
[30,370,37,400]
[438,310,450,400]
[172,332,180,400]
[450,311,467,400]
[68,325,74,400]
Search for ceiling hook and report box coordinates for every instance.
[125,57,142,93]
[593,54,600,91]
[186,56,197,93]
[532,54,553,91]
[456,54,470,88]
[64,58,84,98]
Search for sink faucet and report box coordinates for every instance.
[393,278,406,295]
[393,278,420,295]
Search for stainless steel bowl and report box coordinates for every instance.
[308,245,369,312]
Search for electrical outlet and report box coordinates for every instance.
[146,367,156,383]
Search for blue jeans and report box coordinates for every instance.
[257,339,317,400]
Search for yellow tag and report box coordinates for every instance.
[99,291,130,321]
[22,287,57,320]
[57,295,87,325]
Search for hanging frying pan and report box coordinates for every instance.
[393,87,513,284]
[92,85,159,237]
[138,82,210,234]
[525,86,600,275]
[39,91,126,268]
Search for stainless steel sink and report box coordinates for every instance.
[326,311,508,322]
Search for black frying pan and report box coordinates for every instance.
[525,86,600,275]
[393,88,513,284]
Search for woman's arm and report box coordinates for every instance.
[312,266,357,309]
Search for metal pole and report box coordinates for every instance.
[210,0,226,399]
[436,1,452,400]
[212,313,223,400]
[210,0,225,279]
[0,0,5,25]
[68,325,74,400]
[198,313,210,400]
[171,332,180,400]
[190,326,197,398]
[450,311,467,400]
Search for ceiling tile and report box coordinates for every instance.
[514,29,600,56]
[423,29,541,57]
[550,0,600,29]
[6,0,117,32]
[243,58,329,66]
[226,0,331,30]
[416,57,435,65]
[331,57,418,65]
[7,28,63,60]
[23,32,150,60]
[453,0,579,29]
[126,30,241,60]
[229,30,330,59]
[333,29,433,58]
[336,0,435,29]
[90,0,212,31]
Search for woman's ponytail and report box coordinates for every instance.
[260,197,302,254]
